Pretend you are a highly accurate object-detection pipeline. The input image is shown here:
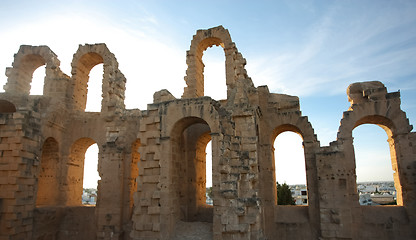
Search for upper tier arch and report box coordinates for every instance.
[3,45,61,95]
[70,43,126,113]
[182,25,253,99]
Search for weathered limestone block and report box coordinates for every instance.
[153,89,176,103]
[347,81,387,105]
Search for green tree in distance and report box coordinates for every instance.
[206,187,213,199]
[277,182,295,205]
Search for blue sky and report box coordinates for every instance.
[1,0,415,186]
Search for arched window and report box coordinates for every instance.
[8,53,46,95]
[82,143,100,205]
[353,124,397,206]
[203,47,226,100]
[183,27,237,99]
[30,65,46,95]
[273,131,307,205]
[71,51,104,111]
[66,138,99,205]
[85,63,103,112]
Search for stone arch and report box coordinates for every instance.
[271,124,304,142]
[182,26,251,98]
[147,99,222,237]
[4,45,60,95]
[339,114,399,140]
[337,81,416,206]
[70,44,126,113]
[0,99,17,113]
[339,82,412,139]
[65,137,98,205]
[353,115,394,136]
[194,130,212,207]
[36,137,60,206]
[259,111,320,238]
[339,113,406,205]
[270,123,317,206]
[161,99,221,136]
[337,82,415,207]
[168,116,214,223]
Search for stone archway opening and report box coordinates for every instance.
[170,117,213,223]
[66,138,100,206]
[202,46,226,100]
[15,53,46,95]
[30,65,46,95]
[353,119,400,206]
[85,63,103,112]
[182,27,240,100]
[82,143,100,205]
[272,125,307,206]
[72,52,104,111]
[195,133,213,208]
[205,140,213,205]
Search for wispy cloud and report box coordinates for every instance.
[247,2,416,99]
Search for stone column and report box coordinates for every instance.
[96,128,126,239]
[316,139,356,239]
[130,106,162,239]
[0,110,41,240]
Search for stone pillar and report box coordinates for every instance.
[316,139,356,239]
[102,68,126,118]
[0,110,41,239]
[391,132,416,227]
[215,109,262,240]
[183,50,202,98]
[405,132,416,232]
[130,106,162,239]
[96,126,126,240]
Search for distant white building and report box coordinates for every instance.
[82,189,97,205]
[371,193,395,205]
[290,185,308,205]
[359,193,373,205]
[357,182,396,205]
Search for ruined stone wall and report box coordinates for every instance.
[0,26,415,240]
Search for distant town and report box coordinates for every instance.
[83,181,396,206]
[288,181,397,206]
[356,181,396,205]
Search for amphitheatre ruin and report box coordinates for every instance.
[0,26,415,239]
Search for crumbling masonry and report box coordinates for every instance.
[0,26,415,240]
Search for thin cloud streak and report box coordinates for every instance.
[247,2,416,99]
